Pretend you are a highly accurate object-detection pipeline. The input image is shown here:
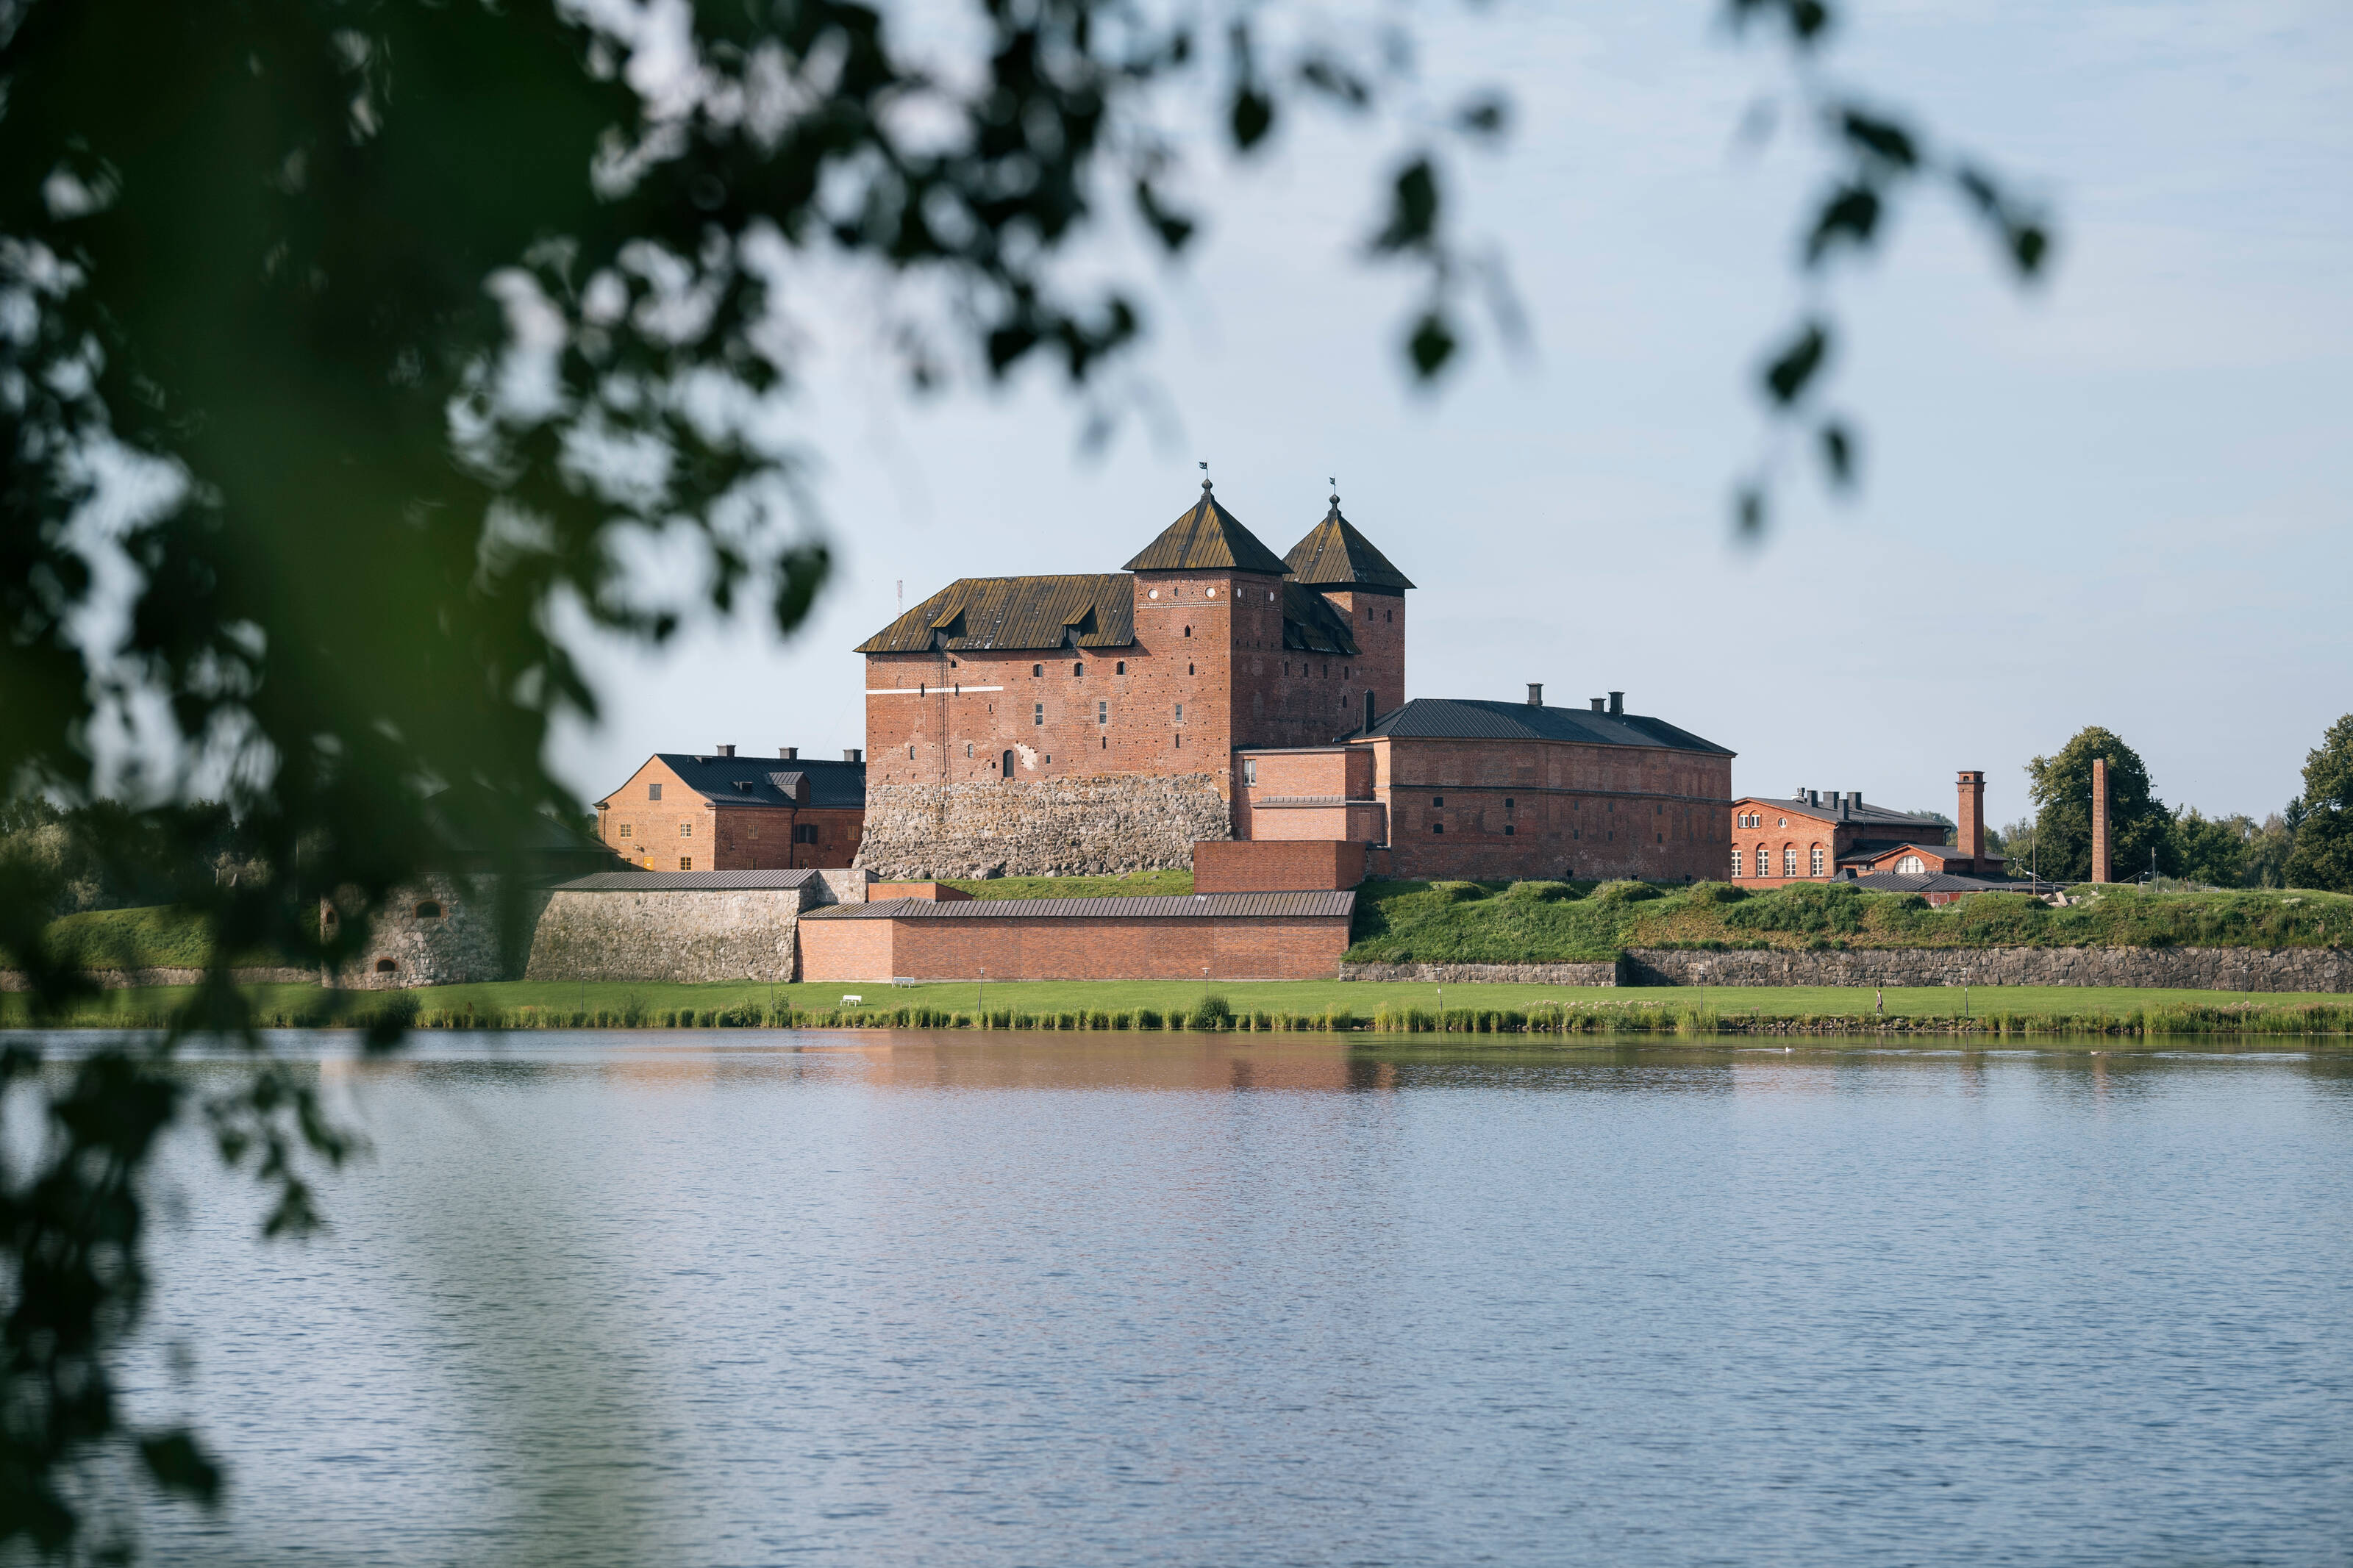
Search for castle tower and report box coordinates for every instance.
[1122,479,1293,770]
[1282,490,1414,737]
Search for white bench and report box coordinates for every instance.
[892,976,918,987]
[839,995,863,1005]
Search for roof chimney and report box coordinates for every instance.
[1590,698,1604,712]
[1607,690,1624,715]
[716,744,735,757]
[779,746,798,759]
[844,748,863,763]
[1527,683,1543,706]
[1836,791,1851,820]
[1807,789,1819,807]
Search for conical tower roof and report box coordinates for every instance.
[1283,493,1415,592]
[1123,481,1291,576]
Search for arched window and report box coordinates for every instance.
[1001,750,1015,778]
[1897,855,1925,875]
[1731,848,1744,878]
[374,958,398,974]
[1115,661,1126,675]
[1782,846,1798,878]
[413,900,443,920]
[1032,663,1043,677]
[1073,661,1085,676]
[1754,845,1768,877]
[1810,845,1824,876]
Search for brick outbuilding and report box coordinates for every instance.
[596,748,866,871]
[1729,770,2004,887]
[798,890,1357,982]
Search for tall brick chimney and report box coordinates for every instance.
[1957,770,1985,868]
[2090,757,2111,883]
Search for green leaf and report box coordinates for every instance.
[1762,320,1830,405]
[139,1431,223,1505]
[1838,108,1917,169]
[1804,183,1880,265]
[1407,311,1457,378]
[1230,86,1274,150]
[1371,157,1440,253]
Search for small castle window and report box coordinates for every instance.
[374,958,397,973]
[1432,796,1443,806]
[1504,798,1514,810]
[1431,823,1444,834]
[413,900,443,920]
[618,823,632,839]
[1074,662,1085,676]
[1188,663,1194,676]
[1183,626,1192,638]
[1096,701,1107,725]
[1386,609,1393,623]
[795,825,819,845]
[1504,826,1515,836]
[1115,662,1126,675]
[908,745,915,758]
[680,856,693,870]
[679,823,693,837]
[1033,664,1043,677]
[1243,759,1257,784]
[648,781,662,801]
[1034,704,1043,726]
[748,823,758,840]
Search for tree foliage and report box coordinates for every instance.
[0,0,2054,1552]
[2285,715,2353,892]
[2026,727,2172,884]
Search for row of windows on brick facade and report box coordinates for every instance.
[614,820,818,843]
[1418,796,1699,843]
[1731,845,1827,877]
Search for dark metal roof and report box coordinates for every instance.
[855,574,1135,655]
[1282,581,1360,655]
[648,753,866,809]
[1283,503,1415,593]
[550,870,826,892]
[803,891,1357,920]
[1123,484,1291,576]
[1357,698,1732,756]
[1843,871,2060,895]
[1745,795,1949,830]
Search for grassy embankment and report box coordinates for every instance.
[1345,878,2353,964]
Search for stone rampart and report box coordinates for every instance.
[1340,960,1621,987]
[522,887,810,984]
[0,966,318,992]
[1624,945,2353,992]
[857,775,1230,878]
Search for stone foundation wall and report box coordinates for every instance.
[856,775,1230,878]
[1340,960,1620,987]
[522,887,810,984]
[1624,945,2353,992]
[335,876,536,990]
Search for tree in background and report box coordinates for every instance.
[2167,808,2254,888]
[2025,728,2173,885]
[0,0,2054,1552]
[2284,716,2353,892]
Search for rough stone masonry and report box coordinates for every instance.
[857,776,1230,879]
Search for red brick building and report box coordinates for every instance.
[1728,770,2007,887]
[856,482,1408,792]
[798,891,1357,982]
[595,748,867,870]
[1235,690,1734,882]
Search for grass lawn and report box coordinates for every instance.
[7,975,2349,1030]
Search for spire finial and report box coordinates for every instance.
[1328,475,1340,509]
[1199,459,1211,492]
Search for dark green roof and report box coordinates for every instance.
[1123,484,1290,576]
[1283,501,1415,594]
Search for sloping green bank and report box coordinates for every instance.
[1344,878,2353,964]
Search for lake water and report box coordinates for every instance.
[82,1031,2353,1566]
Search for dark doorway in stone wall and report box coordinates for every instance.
[1363,691,1376,733]
[1001,749,1015,778]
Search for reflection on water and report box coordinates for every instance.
[74,1031,2353,1566]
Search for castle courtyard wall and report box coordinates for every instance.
[856,775,1230,878]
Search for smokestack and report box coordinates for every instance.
[1590,698,1604,712]
[716,744,735,757]
[2091,758,2111,882]
[779,746,798,759]
[1527,683,1543,706]
[1957,770,1985,867]
[1607,690,1624,715]
[845,748,864,763]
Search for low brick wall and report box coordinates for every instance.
[1339,960,1620,987]
[1624,945,2353,992]
[1194,839,1365,892]
[801,908,1354,983]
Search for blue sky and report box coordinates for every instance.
[553,0,2352,833]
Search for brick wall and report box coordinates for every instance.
[1192,840,1366,892]
[1232,747,1384,842]
[800,911,1353,982]
[1371,734,1732,882]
